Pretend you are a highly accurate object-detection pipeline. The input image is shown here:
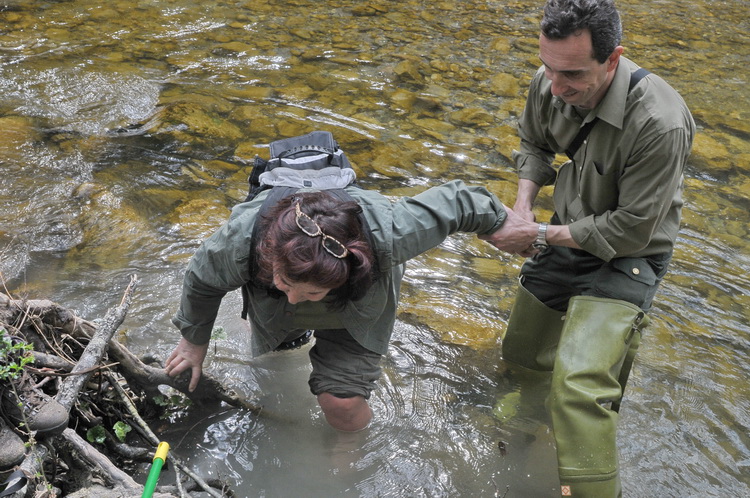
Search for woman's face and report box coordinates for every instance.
[273,271,332,304]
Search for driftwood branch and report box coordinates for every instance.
[7,278,141,498]
[61,428,141,491]
[0,277,257,497]
[55,275,138,411]
[9,444,48,498]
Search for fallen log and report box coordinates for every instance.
[61,428,141,492]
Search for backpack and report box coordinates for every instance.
[240,131,375,319]
[244,130,356,202]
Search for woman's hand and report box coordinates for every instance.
[165,338,209,392]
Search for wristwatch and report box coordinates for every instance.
[533,222,549,250]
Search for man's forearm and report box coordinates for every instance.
[545,224,580,249]
[514,178,542,214]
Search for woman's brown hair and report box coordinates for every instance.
[254,191,375,309]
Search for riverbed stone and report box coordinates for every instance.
[219,41,258,54]
[411,117,455,135]
[234,141,266,161]
[389,88,418,111]
[489,73,521,97]
[692,132,732,171]
[449,107,495,128]
[368,144,416,178]
[164,103,244,142]
[171,197,231,239]
[230,105,265,123]
[231,85,275,101]
[394,60,424,85]
[487,124,521,159]
[276,82,315,101]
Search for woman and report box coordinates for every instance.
[166,179,508,431]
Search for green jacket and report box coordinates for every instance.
[513,57,695,261]
[172,180,507,355]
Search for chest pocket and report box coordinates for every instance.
[576,138,622,215]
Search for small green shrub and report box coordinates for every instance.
[0,328,35,382]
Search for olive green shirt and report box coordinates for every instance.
[172,180,507,355]
[513,57,695,261]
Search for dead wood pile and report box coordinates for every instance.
[0,275,259,497]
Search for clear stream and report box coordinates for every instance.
[0,0,748,496]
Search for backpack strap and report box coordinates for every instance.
[244,155,270,203]
[241,185,295,318]
[564,67,651,160]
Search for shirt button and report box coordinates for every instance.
[632,268,640,275]
[285,311,292,316]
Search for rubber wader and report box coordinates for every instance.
[550,296,649,498]
[502,281,566,371]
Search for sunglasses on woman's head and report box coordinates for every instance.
[294,201,349,259]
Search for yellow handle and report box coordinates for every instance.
[154,441,170,462]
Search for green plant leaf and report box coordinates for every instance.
[86,425,107,444]
[113,421,132,442]
[0,335,35,382]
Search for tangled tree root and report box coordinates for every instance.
[0,275,260,497]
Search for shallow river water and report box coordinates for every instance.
[1,0,748,496]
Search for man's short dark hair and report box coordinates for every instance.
[540,0,622,63]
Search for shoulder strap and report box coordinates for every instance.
[244,155,270,203]
[628,68,651,91]
[241,185,296,319]
[564,67,651,160]
[564,119,598,161]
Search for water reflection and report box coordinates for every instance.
[1,0,749,496]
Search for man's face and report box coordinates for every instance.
[538,29,622,109]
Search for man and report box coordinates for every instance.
[482,0,695,496]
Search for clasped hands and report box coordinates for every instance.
[479,204,541,258]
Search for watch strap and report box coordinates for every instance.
[534,222,548,249]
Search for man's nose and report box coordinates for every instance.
[548,72,566,96]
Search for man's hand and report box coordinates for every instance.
[512,203,537,223]
[513,179,541,224]
[479,205,540,256]
[165,338,209,392]
[481,205,580,256]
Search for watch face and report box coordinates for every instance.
[532,243,549,250]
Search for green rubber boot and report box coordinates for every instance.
[549,296,649,498]
[502,281,566,372]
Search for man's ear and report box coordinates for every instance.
[607,46,624,72]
